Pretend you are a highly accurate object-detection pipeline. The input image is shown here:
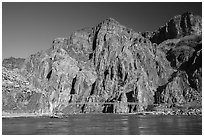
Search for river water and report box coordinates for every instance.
[2,114,202,135]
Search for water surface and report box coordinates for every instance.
[2,114,202,135]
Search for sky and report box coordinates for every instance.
[2,2,202,59]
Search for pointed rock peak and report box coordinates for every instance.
[172,11,195,21]
[103,17,120,24]
[52,37,69,46]
[172,11,192,17]
[146,11,202,44]
[181,11,194,16]
[53,37,68,43]
[98,17,122,28]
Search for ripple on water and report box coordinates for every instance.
[2,115,202,135]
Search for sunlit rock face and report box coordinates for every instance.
[2,67,48,114]
[2,12,202,114]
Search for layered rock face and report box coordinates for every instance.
[2,12,202,115]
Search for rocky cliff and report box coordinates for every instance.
[2,12,202,115]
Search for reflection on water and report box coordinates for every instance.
[2,114,202,135]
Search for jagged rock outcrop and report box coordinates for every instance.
[2,12,202,115]
[3,57,25,70]
[142,12,202,44]
[2,67,49,114]
[154,34,202,107]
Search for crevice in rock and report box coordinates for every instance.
[104,69,109,80]
[118,93,122,101]
[81,104,85,113]
[124,72,128,81]
[136,53,141,60]
[154,84,166,104]
[102,80,106,90]
[46,70,52,80]
[92,30,99,51]
[110,66,114,80]
[90,81,96,95]
[68,95,72,103]
[126,91,137,113]
[166,50,177,68]
[70,76,77,94]
[117,62,123,80]
[126,91,135,102]
[102,104,114,113]
[89,53,93,60]
[134,61,137,70]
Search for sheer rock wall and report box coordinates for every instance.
[2,12,202,114]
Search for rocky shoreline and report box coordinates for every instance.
[3,108,202,118]
[2,112,50,118]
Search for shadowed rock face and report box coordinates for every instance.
[2,12,202,114]
[142,12,202,44]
